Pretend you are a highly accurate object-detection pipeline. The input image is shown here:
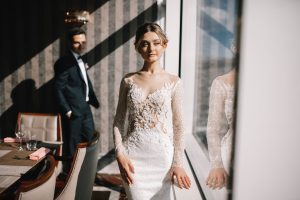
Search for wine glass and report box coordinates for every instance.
[15,125,25,151]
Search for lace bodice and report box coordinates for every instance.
[207,75,235,169]
[113,74,185,167]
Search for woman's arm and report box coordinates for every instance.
[206,78,228,189]
[171,79,185,168]
[207,78,227,169]
[113,78,128,156]
[171,79,191,189]
[113,77,134,184]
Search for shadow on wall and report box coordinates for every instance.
[0,0,110,82]
[0,0,158,138]
[0,0,110,138]
[0,79,57,138]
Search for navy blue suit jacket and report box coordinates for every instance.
[54,51,99,117]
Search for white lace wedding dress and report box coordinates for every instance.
[207,73,235,173]
[113,74,185,200]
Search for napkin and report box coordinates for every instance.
[3,137,20,143]
[29,147,50,161]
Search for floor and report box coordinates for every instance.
[92,151,127,200]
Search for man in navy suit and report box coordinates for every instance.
[54,27,99,172]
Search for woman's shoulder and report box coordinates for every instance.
[164,72,181,83]
[211,76,227,90]
[122,72,138,84]
[214,70,235,87]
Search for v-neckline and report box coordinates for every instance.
[128,81,175,100]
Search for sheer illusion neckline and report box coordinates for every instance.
[128,80,178,99]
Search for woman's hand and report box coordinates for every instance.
[116,154,135,185]
[206,168,228,189]
[170,166,191,189]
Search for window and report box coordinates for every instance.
[173,0,239,199]
[193,0,238,151]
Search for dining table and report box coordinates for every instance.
[0,141,49,199]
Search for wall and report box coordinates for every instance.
[233,0,300,199]
[0,0,158,153]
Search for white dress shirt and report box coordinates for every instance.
[72,51,89,102]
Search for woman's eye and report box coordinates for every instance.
[154,42,161,46]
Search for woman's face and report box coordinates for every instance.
[137,32,167,63]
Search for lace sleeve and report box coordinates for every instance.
[207,78,228,168]
[171,79,185,167]
[113,78,128,157]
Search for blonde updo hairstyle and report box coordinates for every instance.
[134,22,168,50]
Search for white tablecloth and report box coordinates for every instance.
[0,165,31,176]
[0,150,10,158]
[0,176,20,188]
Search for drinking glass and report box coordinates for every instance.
[15,129,25,151]
[26,134,37,151]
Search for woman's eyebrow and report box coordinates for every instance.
[141,39,161,43]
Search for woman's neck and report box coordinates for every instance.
[141,62,163,74]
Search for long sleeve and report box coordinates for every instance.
[171,79,185,167]
[87,77,100,108]
[54,63,71,115]
[113,78,128,157]
[207,78,228,169]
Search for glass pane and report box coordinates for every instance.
[192,0,240,195]
[193,0,239,152]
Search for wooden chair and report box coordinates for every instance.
[16,112,63,175]
[15,154,57,200]
[54,131,100,200]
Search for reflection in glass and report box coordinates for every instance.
[192,0,239,193]
[206,67,236,189]
[193,0,238,149]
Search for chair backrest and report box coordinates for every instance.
[17,112,62,144]
[17,112,63,175]
[16,154,57,200]
[54,131,100,200]
[75,131,100,200]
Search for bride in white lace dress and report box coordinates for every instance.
[113,22,191,200]
[206,68,236,189]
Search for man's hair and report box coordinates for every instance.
[67,27,86,42]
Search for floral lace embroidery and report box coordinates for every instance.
[207,77,235,170]
[113,77,185,167]
[127,81,173,134]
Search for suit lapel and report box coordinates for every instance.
[70,52,87,85]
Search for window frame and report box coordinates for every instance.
[164,0,229,199]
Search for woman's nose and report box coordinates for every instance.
[148,43,154,51]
